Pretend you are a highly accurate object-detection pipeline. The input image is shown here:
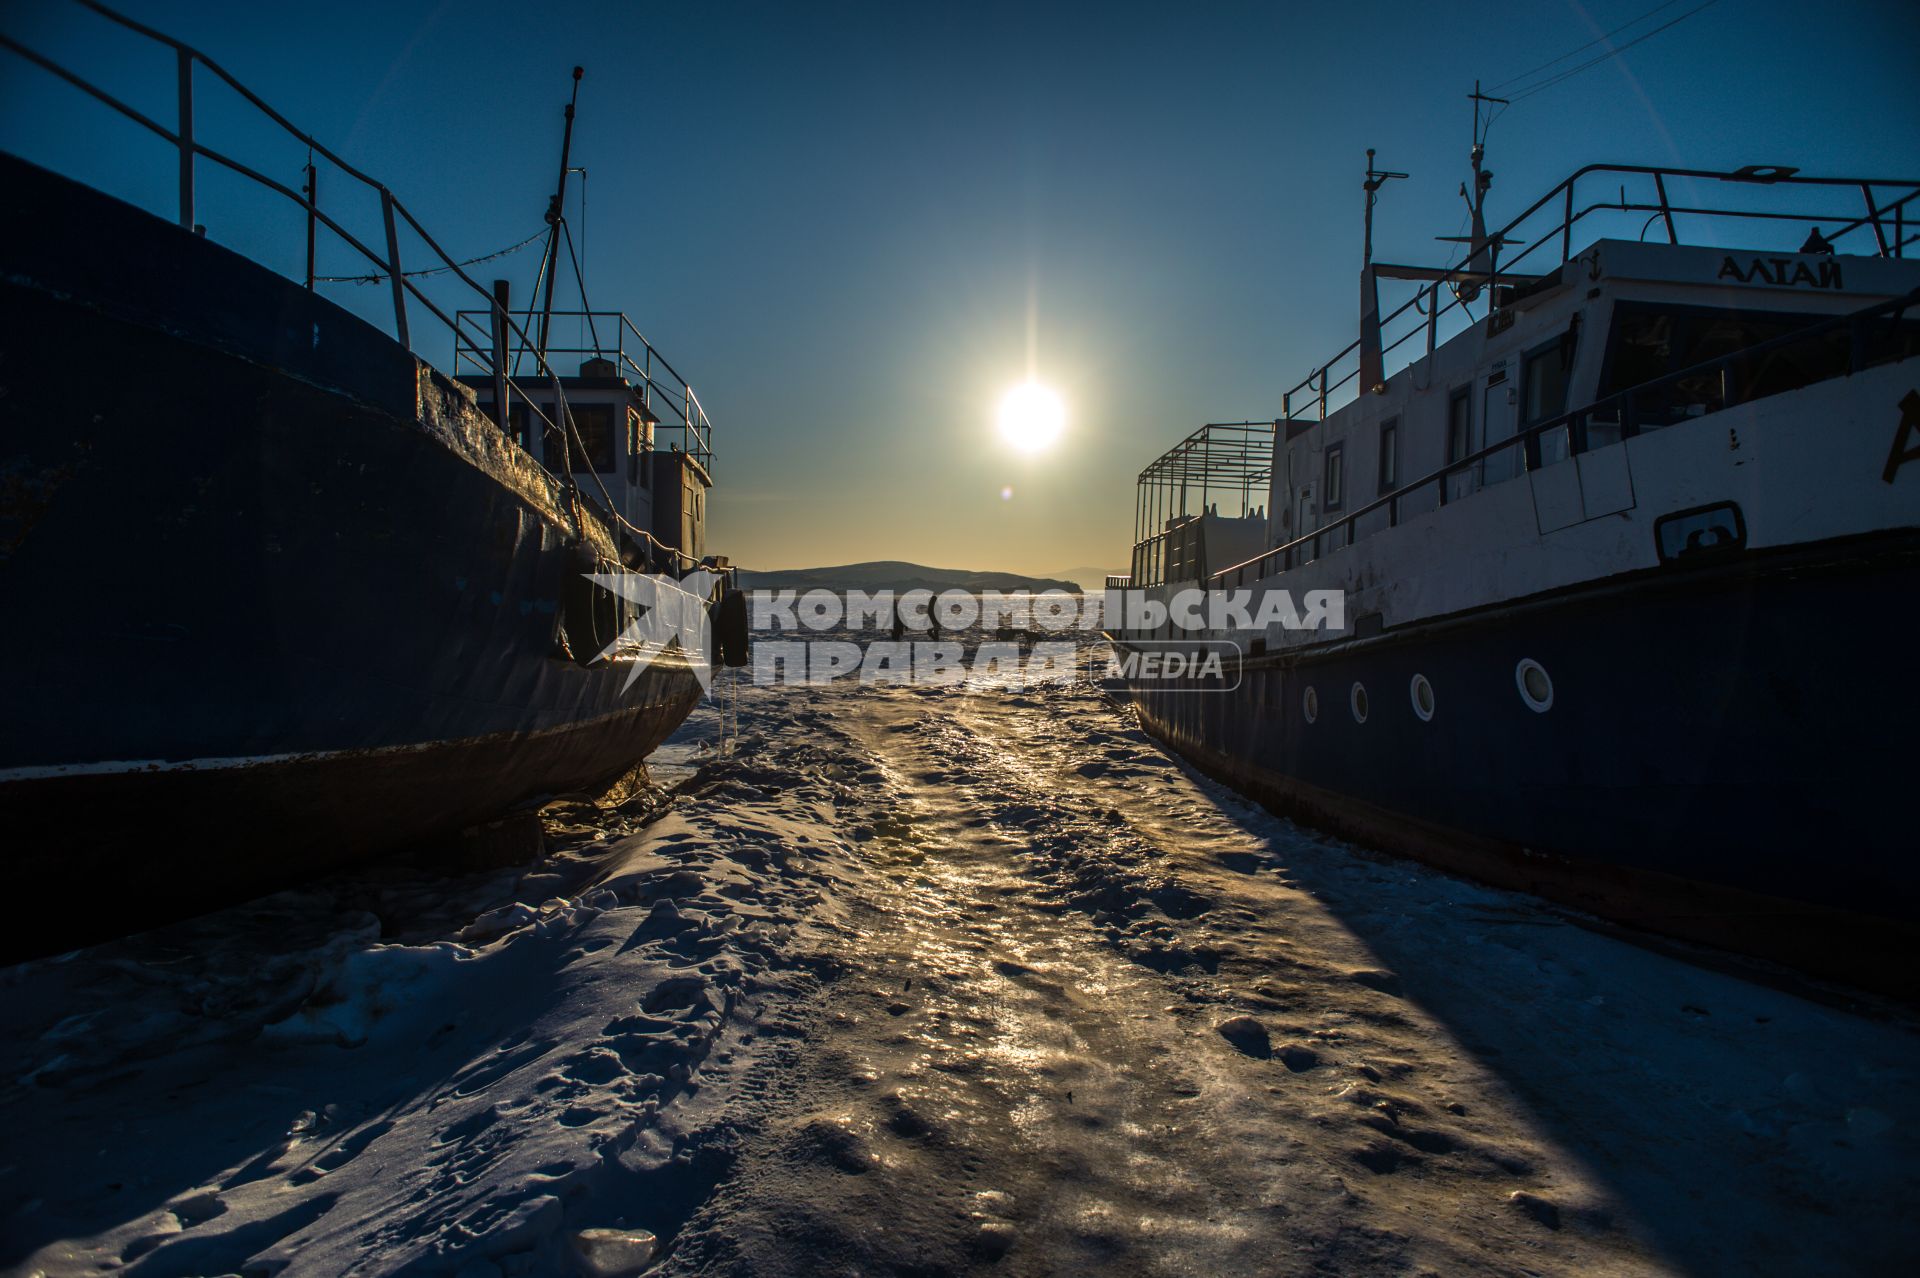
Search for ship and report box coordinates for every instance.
[0,8,738,956]
[1107,107,1920,993]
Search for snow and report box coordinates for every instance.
[4,643,1918,1275]
[0,751,853,1276]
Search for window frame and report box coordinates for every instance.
[1446,386,1472,464]
[1377,417,1399,495]
[1323,442,1345,513]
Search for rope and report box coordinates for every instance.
[1488,0,1688,94]
[559,218,602,355]
[316,226,544,284]
[1503,0,1722,103]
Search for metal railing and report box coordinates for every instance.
[453,310,714,478]
[1130,421,1276,544]
[0,0,713,574]
[1126,421,1276,585]
[1280,163,1920,426]
[1207,287,1920,590]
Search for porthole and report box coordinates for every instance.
[1350,682,1369,723]
[1303,685,1319,723]
[1515,658,1554,713]
[1410,673,1435,722]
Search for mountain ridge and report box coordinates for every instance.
[735,560,1082,594]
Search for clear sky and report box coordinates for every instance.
[3,0,1917,575]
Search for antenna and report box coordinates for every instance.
[1466,79,1507,212]
[1362,147,1408,270]
[1444,81,1511,304]
[1358,149,1406,396]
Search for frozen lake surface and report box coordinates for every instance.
[4,669,1918,1275]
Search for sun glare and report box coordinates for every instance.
[997,382,1066,454]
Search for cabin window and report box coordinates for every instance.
[541,404,617,473]
[1447,387,1472,463]
[505,402,530,451]
[1523,332,1578,467]
[1323,444,1345,513]
[572,404,617,473]
[1597,302,1920,429]
[1522,333,1575,425]
[1601,308,1733,427]
[1377,418,1399,494]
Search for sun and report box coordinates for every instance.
[997,382,1066,453]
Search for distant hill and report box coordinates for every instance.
[735,561,1081,594]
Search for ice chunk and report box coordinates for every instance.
[262,942,471,1048]
[567,1227,658,1276]
[1215,1015,1271,1058]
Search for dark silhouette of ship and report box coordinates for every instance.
[0,7,732,955]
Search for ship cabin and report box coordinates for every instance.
[455,309,715,573]
[1124,162,1920,634]
[1257,237,1920,576]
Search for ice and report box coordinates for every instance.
[260,942,474,1048]
[3,659,1918,1275]
[567,1227,658,1277]
[1214,1014,1272,1057]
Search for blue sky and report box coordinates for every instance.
[3,0,1916,574]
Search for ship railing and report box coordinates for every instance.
[1279,163,1920,428]
[1105,575,1133,591]
[452,309,715,479]
[1125,421,1276,587]
[0,0,714,577]
[1199,287,1920,592]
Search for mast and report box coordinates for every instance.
[1458,81,1508,303]
[1359,148,1406,396]
[535,66,585,364]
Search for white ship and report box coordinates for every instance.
[1109,122,1920,993]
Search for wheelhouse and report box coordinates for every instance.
[1127,162,1920,592]
[456,309,716,572]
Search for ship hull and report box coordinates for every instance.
[1116,531,1920,995]
[0,155,703,957]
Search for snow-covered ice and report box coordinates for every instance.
[4,657,1919,1275]
[1,748,854,1276]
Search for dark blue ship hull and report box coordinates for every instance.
[0,155,703,956]
[1118,533,1920,995]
